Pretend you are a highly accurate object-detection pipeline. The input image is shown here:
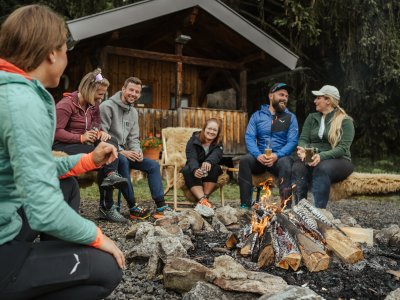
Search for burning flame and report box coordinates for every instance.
[251,178,295,236]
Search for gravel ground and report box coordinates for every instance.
[79,194,400,300]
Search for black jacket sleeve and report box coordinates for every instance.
[185,135,201,173]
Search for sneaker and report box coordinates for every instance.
[153,205,173,219]
[99,205,128,223]
[198,198,214,208]
[101,172,128,190]
[129,206,151,220]
[240,203,251,210]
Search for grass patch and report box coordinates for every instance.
[80,180,242,203]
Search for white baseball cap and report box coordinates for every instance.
[312,85,340,100]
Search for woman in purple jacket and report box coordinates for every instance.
[53,69,128,199]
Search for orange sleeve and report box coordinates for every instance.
[89,227,104,249]
[59,152,100,179]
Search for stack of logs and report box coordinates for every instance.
[227,198,364,272]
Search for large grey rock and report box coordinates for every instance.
[179,209,205,231]
[206,255,287,296]
[385,288,400,300]
[195,203,215,217]
[212,216,230,234]
[215,205,238,225]
[163,257,211,292]
[259,285,323,300]
[183,281,258,300]
[376,224,400,245]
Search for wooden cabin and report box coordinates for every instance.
[63,0,298,157]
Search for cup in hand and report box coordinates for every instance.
[304,147,315,163]
[264,148,272,157]
[201,169,208,177]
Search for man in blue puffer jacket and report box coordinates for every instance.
[239,83,298,208]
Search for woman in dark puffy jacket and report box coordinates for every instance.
[181,118,223,208]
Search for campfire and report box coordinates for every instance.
[229,178,364,272]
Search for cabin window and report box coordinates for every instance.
[170,94,190,109]
[137,84,153,106]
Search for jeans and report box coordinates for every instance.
[238,153,293,206]
[99,155,165,209]
[292,158,354,208]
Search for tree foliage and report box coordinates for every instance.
[223,0,400,159]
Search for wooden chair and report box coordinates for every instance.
[160,127,230,210]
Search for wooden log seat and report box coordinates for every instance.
[330,172,400,201]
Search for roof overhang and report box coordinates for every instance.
[67,0,298,70]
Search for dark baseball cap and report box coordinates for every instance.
[269,83,293,94]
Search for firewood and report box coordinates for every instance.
[225,233,238,249]
[340,227,374,247]
[320,226,364,264]
[257,245,275,268]
[277,253,302,271]
[297,233,330,272]
[240,233,257,257]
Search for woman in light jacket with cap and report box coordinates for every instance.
[292,85,355,208]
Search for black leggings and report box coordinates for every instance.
[181,164,222,188]
[0,240,122,300]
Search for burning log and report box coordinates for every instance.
[232,179,365,273]
[275,213,330,272]
[257,231,274,268]
[271,221,301,271]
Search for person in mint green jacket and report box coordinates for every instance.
[292,85,355,208]
[0,5,124,300]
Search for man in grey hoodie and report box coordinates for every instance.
[99,77,171,221]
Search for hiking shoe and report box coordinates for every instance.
[99,205,128,223]
[153,205,173,219]
[240,203,251,210]
[198,198,214,208]
[101,172,128,190]
[129,206,151,220]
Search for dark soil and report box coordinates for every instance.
[81,194,400,299]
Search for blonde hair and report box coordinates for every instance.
[0,5,67,72]
[78,68,110,105]
[326,96,352,147]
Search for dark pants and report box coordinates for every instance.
[238,154,293,206]
[292,158,354,208]
[181,164,222,188]
[0,241,122,300]
[99,155,165,209]
[0,177,122,300]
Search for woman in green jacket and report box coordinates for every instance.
[0,5,124,299]
[292,85,355,208]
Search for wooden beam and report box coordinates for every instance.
[240,51,265,65]
[175,42,183,108]
[103,45,243,70]
[240,70,247,111]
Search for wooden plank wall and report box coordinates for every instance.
[133,107,247,156]
[178,107,247,156]
[106,54,199,109]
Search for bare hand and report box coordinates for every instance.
[257,153,277,167]
[92,142,118,166]
[82,130,97,143]
[99,235,126,269]
[308,153,321,167]
[120,150,143,162]
[201,162,211,172]
[194,168,203,178]
[98,131,111,142]
[297,146,306,161]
